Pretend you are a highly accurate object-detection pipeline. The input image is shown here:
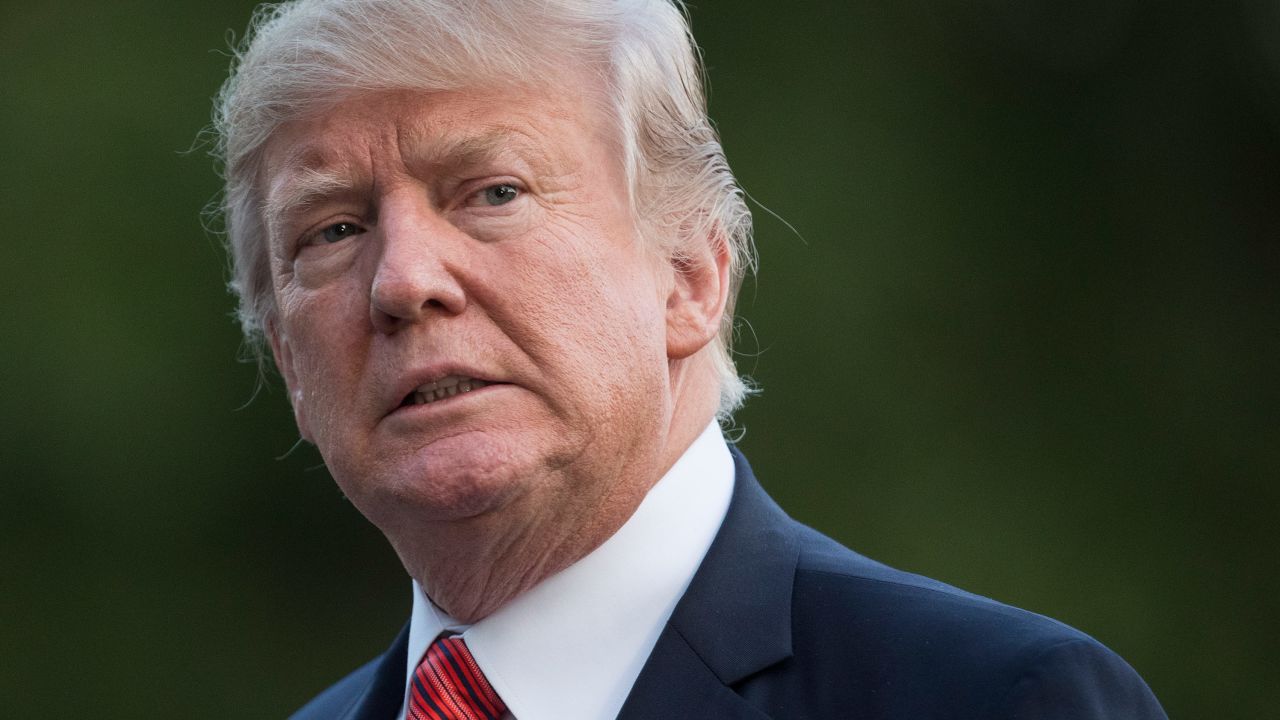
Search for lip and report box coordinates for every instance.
[384,363,509,418]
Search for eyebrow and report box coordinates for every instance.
[263,165,358,241]
[449,128,548,165]
[262,126,548,240]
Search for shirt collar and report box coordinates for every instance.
[402,420,734,719]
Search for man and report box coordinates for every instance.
[212,1,1167,718]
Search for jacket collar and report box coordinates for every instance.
[617,447,798,718]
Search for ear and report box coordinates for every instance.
[266,319,315,443]
[665,231,732,361]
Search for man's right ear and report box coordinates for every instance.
[266,320,314,443]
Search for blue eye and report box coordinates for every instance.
[320,222,363,243]
[482,184,519,206]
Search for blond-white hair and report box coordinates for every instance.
[211,0,756,418]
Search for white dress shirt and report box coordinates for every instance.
[397,421,735,719]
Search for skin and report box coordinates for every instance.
[259,79,731,622]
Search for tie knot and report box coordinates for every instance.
[407,636,507,720]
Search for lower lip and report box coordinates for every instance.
[389,382,509,419]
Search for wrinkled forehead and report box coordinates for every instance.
[261,65,616,163]
[256,82,625,234]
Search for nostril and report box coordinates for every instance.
[425,298,446,309]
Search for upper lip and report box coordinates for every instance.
[385,364,504,415]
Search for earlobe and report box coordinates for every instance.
[266,320,314,443]
[665,232,732,360]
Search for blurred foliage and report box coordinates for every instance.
[2,0,1277,717]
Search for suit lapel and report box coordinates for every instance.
[616,627,774,720]
[618,447,799,719]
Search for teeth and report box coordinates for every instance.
[406,376,490,406]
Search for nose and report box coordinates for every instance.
[369,195,467,334]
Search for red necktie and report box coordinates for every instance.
[406,636,508,720]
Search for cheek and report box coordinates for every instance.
[278,290,370,429]
[538,258,669,387]
[280,265,370,341]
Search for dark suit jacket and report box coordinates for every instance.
[290,448,1167,719]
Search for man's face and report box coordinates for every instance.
[260,83,680,535]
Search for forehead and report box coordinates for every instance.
[260,83,616,204]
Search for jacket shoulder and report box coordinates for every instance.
[792,520,1088,645]
[755,522,1167,718]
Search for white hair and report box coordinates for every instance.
[211,0,756,419]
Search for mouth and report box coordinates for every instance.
[399,375,499,409]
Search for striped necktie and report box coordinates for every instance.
[406,635,508,720]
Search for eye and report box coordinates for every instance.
[318,221,364,244]
[479,183,519,206]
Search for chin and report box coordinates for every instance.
[352,431,544,525]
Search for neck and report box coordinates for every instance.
[411,460,660,622]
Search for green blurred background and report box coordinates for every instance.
[3,0,1277,716]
